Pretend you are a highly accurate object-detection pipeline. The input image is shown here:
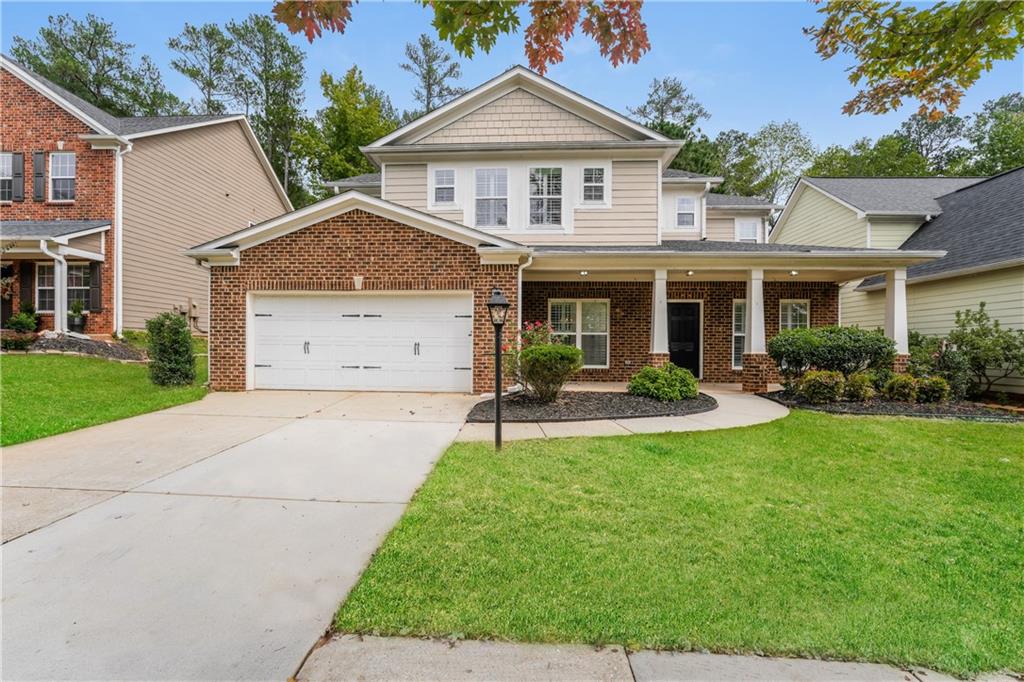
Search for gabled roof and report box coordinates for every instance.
[802,176,986,216]
[1,219,111,240]
[858,167,1024,289]
[706,193,780,210]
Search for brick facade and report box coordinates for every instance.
[523,279,839,385]
[0,69,116,335]
[208,209,518,393]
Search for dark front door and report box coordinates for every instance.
[0,265,12,324]
[668,302,700,376]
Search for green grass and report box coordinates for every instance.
[1,354,208,446]
[336,412,1024,678]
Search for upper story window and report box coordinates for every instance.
[736,218,760,243]
[0,153,12,202]
[780,300,810,331]
[433,168,455,205]
[676,196,696,228]
[49,152,76,202]
[475,168,508,228]
[582,167,606,203]
[529,167,562,227]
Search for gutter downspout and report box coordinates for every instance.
[114,141,133,336]
[516,253,534,335]
[700,182,710,240]
[39,240,67,333]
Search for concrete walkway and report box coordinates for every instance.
[300,635,1019,682]
[456,383,788,442]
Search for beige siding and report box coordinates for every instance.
[870,220,920,248]
[416,89,625,144]
[773,186,866,247]
[842,266,1024,393]
[707,217,736,241]
[67,231,104,253]
[568,160,658,245]
[382,163,427,211]
[121,121,289,331]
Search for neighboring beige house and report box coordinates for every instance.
[772,171,1024,393]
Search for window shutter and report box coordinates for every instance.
[89,262,103,311]
[19,262,34,308]
[12,153,24,201]
[32,152,45,201]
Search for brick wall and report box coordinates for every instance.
[524,279,839,384]
[208,209,518,393]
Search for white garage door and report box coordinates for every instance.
[252,293,474,392]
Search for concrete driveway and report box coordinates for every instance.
[1,390,476,681]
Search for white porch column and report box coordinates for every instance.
[53,257,68,333]
[885,268,909,354]
[744,268,766,353]
[651,269,668,354]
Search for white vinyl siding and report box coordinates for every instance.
[528,167,562,227]
[474,168,508,228]
[549,299,610,368]
[49,152,76,202]
[772,185,866,246]
[732,300,746,369]
[780,300,810,330]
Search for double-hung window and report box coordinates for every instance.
[736,218,760,243]
[67,264,91,311]
[474,168,507,227]
[529,167,562,227]
[581,167,606,203]
[433,168,455,205]
[549,299,609,368]
[676,196,696,228]
[732,300,747,369]
[0,153,12,202]
[36,263,55,312]
[780,300,810,330]
[49,152,76,201]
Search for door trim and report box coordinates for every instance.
[667,299,703,379]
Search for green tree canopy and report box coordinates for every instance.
[168,23,237,115]
[956,94,1024,175]
[809,135,930,177]
[400,33,466,117]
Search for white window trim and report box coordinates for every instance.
[473,166,509,230]
[578,164,611,209]
[732,299,746,370]
[35,261,55,313]
[66,261,91,313]
[734,217,762,243]
[779,299,811,331]
[528,166,564,229]
[428,166,458,210]
[548,298,610,369]
[48,151,76,204]
[0,152,12,204]
[674,195,699,231]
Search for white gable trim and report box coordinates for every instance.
[1,56,118,136]
[369,67,668,148]
[186,191,529,263]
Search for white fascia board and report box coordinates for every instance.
[52,224,112,243]
[79,134,130,149]
[1,57,117,135]
[121,115,245,140]
[55,244,104,261]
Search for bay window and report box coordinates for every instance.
[549,299,609,368]
[529,167,562,227]
[49,152,76,201]
[780,300,810,330]
[474,168,507,227]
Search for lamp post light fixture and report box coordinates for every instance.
[486,288,511,450]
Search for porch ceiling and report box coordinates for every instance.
[522,268,882,283]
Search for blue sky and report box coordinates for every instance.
[3,1,1022,148]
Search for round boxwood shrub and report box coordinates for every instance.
[844,372,875,402]
[767,327,820,389]
[882,374,918,402]
[811,326,896,375]
[798,370,845,404]
[146,312,196,386]
[628,362,699,402]
[916,376,951,403]
[519,343,583,403]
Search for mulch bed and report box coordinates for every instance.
[761,390,1024,423]
[25,335,147,362]
[467,390,718,423]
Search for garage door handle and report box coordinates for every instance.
[255,364,272,368]
[341,365,359,369]
[255,313,272,318]
[363,365,382,369]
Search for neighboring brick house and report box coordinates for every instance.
[0,55,290,337]
[189,67,941,394]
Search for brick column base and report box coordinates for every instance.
[741,353,773,393]
[648,352,670,368]
[892,353,911,374]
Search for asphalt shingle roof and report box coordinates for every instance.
[324,172,383,187]
[662,168,714,179]
[859,167,1024,288]
[1,220,111,239]
[804,176,985,215]
[706,193,776,208]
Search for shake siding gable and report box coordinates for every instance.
[774,186,866,247]
[121,121,289,330]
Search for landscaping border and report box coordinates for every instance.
[467,391,718,423]
[759,391,1024,423]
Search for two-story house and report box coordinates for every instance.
[772,170,1024,394]
[0,55,290,337]
[187,67,940,394]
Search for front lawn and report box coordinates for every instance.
[1,355,208,446]
[336,412,1023,678]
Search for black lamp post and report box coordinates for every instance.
[486,288,511,450]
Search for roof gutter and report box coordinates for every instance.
[857,257,1024,291]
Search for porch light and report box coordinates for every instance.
[486,288,510,326]
[686,270,695,277]
[790,270,799,277]
[579,270,589,276]
[486,288,511,451]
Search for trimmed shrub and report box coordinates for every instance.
[844,372,875,402]
[907,330,939,378]
[5,311,38,334]
[799,370,845,404]
[933,346,972,401]
[882,374,918,402]
[146,312,196,386]
[866,367,895,392]
[916,376,951,403]
[767,328,820,389]
[811,326,896,375]
[519,343,583,403]
[1,331,35,351]
[628,363,699,402]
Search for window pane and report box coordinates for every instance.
[583,168,603,184]
[38,289,54,311]
[738,220,759,242]
[677,212,695,227]
[581,334,607,366]
[552,333,574,346]
[782,302,810,330]
[476,198,507,226]
[581,301,608,333]
[435,186,455,203]
[67,264,91,288]
[0,179,11,202]
[435,169,454,186]
[37,264,54,287]
[733,301,746,334]
[676,196,695,211]
[68,287,90,308]
[733,335,745,368]
[475,168,506,197]
[52,178,75,201]
[51,152,75,177]
[0,153,11,177]
[549,302,576,333]
[583,184,604,202]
